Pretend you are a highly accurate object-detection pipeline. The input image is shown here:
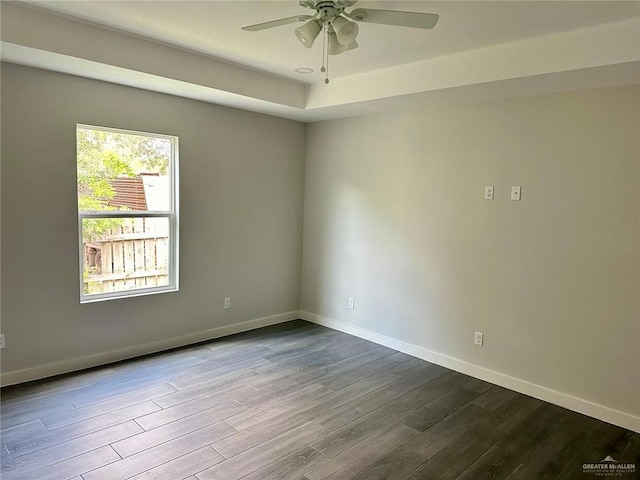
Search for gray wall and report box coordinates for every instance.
[2,62,638,423]
[1,63,306,378]
[301,86,640,417]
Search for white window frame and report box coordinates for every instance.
[77,124,179,303]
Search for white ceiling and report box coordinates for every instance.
[1,1,639,121]
[22,0,640,83]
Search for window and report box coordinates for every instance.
[77,125,179,302]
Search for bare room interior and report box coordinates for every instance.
[1,1,639,479]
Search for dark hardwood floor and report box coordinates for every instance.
[1,320,638,479]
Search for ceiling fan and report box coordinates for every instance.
[242,1,439,83]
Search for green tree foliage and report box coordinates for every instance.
[77,128,170,177]
[77,127,170,241]
[77,151,136,210]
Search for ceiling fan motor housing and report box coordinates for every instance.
[315,2,343,24]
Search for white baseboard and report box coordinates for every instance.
[300,310,640,433]
[0,311,299,387]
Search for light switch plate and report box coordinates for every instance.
[511,186,521,201]
[484,186,494,200]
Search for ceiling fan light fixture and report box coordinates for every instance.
[327,31,348,55]
[331,15,359,45]
[295,19,321,48]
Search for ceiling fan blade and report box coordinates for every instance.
[349,9,439,29]
[242,15,313,32]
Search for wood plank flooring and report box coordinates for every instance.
[1,320,638,479]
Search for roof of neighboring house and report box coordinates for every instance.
[108,177,147,210]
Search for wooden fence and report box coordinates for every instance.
[83,217,169,294]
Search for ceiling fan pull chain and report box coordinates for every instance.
[323,25,330,84]
[325,53,330,84]
[321,25,327,74]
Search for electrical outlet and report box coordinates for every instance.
[0,334,5,349]
[474,331,484,346]
[484,186,494,200]
[224,297,231,309]
[348,297,355,309]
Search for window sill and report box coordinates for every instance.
[80,285,179,304]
